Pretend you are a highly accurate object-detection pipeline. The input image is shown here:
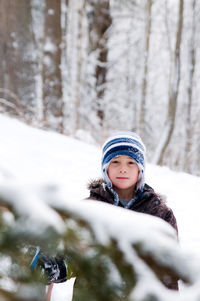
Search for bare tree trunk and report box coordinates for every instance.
[139,0,152,136]
[87,0,112,124]
[153,0,184,165]
[73,0,86,133]
[0,0,36,119]
[184,0,196,172]
[60,0,69,133]
[42,0,63,132]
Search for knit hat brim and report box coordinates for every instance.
[101,132,146,194]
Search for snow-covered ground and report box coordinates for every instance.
[1,114,200,300]
[146,164,200,254]
[0,114,199,252]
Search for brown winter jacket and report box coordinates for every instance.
[87,179,178,290]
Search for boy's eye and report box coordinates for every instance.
[111,160,119,164]
[129,161,135,165]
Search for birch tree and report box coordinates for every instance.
[139,0,152,138]
[72,0,86,133]
[87,0,112,124]
[153,0,184,165]
[42,0,63,132]
[184,0,196,172]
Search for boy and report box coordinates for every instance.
[87,131,178,289]
[39,132,178,290]
[88,131,177,231]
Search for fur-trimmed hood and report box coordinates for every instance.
[87,178,166,203]
[87,178,105,190]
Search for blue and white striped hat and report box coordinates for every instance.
[101,131,146,195]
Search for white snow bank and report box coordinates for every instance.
[1,114,200,300]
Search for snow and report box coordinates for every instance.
[145,164,200,253]
[0,114,101,198]
[44,37,57,53]
[0,181,65,234]
[1,114,200,300]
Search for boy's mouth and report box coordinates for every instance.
[116,177,129,179]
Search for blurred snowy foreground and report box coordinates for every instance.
[0,114,200,301]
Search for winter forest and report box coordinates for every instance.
[1,1,200,301]
[0,0,200,176]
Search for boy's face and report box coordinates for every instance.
[107,155,139,193]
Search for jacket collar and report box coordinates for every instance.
[88,179,158,209]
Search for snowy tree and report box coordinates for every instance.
[183,0,197,173]
[102,1,145,138]
[87,0,112,125]
[1,180,200,300]
[72,0,87,134]
[153,0,183,165]
[0,0,37,120]
[138,0,152,138]
[41,0,64,132]
[1,0,200,176]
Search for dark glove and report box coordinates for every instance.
[38,253,67,284]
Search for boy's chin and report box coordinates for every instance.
[114,184,135,191]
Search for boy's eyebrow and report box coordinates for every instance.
[111,156,135,161]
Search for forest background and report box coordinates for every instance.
[0,0,199,176]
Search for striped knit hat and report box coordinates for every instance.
[101,132,146,204]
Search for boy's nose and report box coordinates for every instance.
[120,168,127,173]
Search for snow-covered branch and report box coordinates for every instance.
[1,180,200,300]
